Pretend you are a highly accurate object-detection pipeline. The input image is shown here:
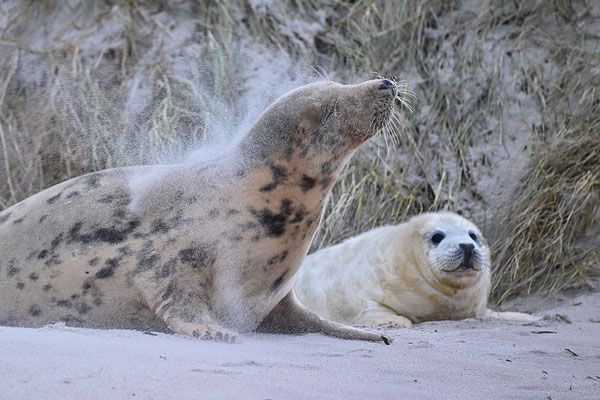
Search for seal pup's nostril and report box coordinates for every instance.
[459,243,474,265]
[378,79,395,91]
[459,243,475,252]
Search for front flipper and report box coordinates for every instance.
[167,316,241,344]
[354,305,414,328]
[483,309,541,322]
[257,290,392,344]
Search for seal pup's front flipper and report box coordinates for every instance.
[483,309,541,322]
[256,290,392,344]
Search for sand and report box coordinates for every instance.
[1,291,599,400]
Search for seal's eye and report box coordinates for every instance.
[324,104,336,121]
[469,231,478,242]
[430,232,445,245]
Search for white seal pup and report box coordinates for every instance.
[0,79,403,343]
[295,212,538,327]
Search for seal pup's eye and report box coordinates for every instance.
[430,231,445,245]
[469,231,478,243]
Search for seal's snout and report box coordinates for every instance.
[459,243,475,268]
[378,79,396,94]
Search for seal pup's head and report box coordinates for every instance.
[237,79,401,180]
[408,212,491,291]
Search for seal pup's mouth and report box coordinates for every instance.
[442,264,482,273]
[440,245,483,273]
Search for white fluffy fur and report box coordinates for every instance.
[295,212,538,327]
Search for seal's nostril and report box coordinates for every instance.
[378,79,394,90]
[459,243,474,263]
[459,243,475,252]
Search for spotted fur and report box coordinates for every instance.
[0,79,400,344]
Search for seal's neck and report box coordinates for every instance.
[230,141,355,215]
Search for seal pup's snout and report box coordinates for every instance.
[378,79,396,95]
[459,243,475,268]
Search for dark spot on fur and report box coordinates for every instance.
[0,212,11,224]
[29,305,41,317]
[300,175,316,192]
[118,246,132,256]
[208,208,220,219]
[88,257,100,266]
[113,209,126,219]
[66,191,80,199]
[93,221,141,244]
[43,284,52,292]
[16,282,25,290]
[98,194,115,204]
[29,273,39,281]
[47,192,62,204]
[138,254,160,272]
[76,302,92,314]
[179,245,216,270]
[290,209,306,224]
[95,257,121,279]
[69,220,141,245]
[7,262,19,277]
[38,215,47,224]
[156,258,178,279]
[226,209,240,216]
[265,251,289,269]
[56,300,72,308]
[279,250,288,262]
[37,250,49,259]
[149,213,183,236]
[137,241,159,273]
[259,163,288,192]
[44,253,61,266]
[271,269,289,291]
[13,217,24,224]
[162,281,177,301]
[251,199,294,237]
[51,234,63,249]
[150,219,170,235]
[82,281,103,306]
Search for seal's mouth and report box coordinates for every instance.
[369,78,413,142]
[442,264,482,273]
[370,84,396,133]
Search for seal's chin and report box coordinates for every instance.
[371,94,395,133]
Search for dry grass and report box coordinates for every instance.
[0,0,598,300]
[492,126,600,304]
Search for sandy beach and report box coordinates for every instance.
[2,291,599,400]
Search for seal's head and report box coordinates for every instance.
[409,212,491,290]
[238,79,401,179]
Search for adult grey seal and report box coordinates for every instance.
[0,78,401,343]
